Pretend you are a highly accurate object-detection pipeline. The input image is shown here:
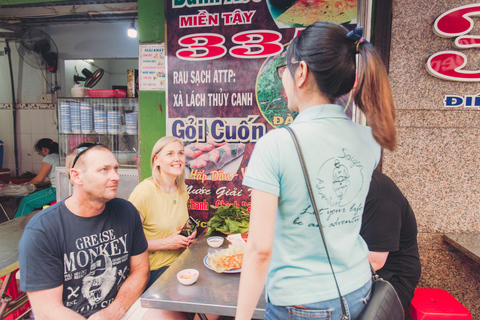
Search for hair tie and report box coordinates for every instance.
[346,26,369,53]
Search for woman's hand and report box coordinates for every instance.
[163,230,191,250]
[186,228,197,247]
[145,229,196,252]
[30,162,52,185]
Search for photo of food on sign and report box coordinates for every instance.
[256,47,297,129]
[184,133,245,181]
[267,0,357,28]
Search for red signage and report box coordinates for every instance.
[427,4,480,81]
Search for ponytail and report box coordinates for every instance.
[34,138,59,154]
[289,22,397,151]
[354,43,397,151]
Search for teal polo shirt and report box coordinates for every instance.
[243,104,380,305]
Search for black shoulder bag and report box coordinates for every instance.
[286,126,404,320]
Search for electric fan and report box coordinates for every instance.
[16,27,58,73]
[74,68,105,88]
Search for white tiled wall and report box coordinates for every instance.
[0,108,58,177]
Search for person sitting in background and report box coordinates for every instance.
[15,138,60,218]
[360,170,421,309]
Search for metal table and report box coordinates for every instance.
[141,232,266,319]
[0,211,37,319]
[444,233,480,265]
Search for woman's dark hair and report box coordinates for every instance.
[34,138,59,154]
[286,21,396,151]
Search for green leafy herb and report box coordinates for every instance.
[205,205,250,236]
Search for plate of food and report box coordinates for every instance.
[267,0,357,29]
[203,246,245,273]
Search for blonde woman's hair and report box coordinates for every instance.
[151,136,186,194]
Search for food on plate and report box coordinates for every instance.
[187,142,245,175]
[276,0,357,26]
[205,205,250,236]
[208,245,245,273]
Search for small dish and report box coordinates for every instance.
[207,236,224,248]
[177,269,199,285]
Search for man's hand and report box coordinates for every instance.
[27,286,86,320]
[87,308,119,320]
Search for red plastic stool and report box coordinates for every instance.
[1,269,31,319]
[408,288,472,319]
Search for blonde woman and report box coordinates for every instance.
[129,136,195,290]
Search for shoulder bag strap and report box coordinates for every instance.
[286,126,348,320]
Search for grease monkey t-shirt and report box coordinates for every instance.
[19,198,148,317]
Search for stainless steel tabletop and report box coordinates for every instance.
[141,232,266,318]
[0,211,37,278]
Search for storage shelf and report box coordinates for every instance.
[57,97,139,168]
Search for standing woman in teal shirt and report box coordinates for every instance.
[15,138,60,217]
[236,22,397,320]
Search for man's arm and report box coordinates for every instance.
[368,251,389,271]
[27,286,86,320]
[88,251,150,320]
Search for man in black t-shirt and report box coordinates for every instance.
[19,143,186,319]
[360,170,421,309]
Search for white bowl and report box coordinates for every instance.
[177,269,199,285]
[207,236,224,248]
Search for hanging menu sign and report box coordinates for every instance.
[166,0,358,228]
[139,43,166,90]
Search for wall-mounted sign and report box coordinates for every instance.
[426,4,480,81]
[139,43,166,90]
[443,94,480,108]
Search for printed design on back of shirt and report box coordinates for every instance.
[292,148,365,228]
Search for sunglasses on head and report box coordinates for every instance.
[72,142,101,168]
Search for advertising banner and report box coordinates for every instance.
[166,0,358,229]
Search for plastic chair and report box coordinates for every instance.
[408,288,472,319]
[1,269,31,319]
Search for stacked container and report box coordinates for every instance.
[70,101,81,133]
[80,102,93,133]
